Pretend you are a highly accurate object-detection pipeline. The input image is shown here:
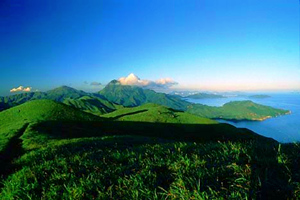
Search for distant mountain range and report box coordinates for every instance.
[0,80,290,121]
[0,80,291,198]
[0,86,120,115]
[98,80,190,110]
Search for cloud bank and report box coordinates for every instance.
[10,86,32,93]
[118,73,178,89]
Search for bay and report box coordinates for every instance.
[184,93,300,143]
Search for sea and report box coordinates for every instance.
[184,93,300,143]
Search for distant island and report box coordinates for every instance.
[249,94,271,99]
[187,100,290,121]
[186,93,225,99]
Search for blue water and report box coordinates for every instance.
[184,93,300,143]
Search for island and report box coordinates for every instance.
[249,94,271,99]
[186,100,290,121]
[186,93,225,99]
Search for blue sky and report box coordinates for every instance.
[0,0,299,95]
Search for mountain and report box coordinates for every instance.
[187,100,290,121]
[63,95,123,115]
[0,92,47,107]
[44,86,88,101]
[186,93,225,99]
[0,84,290,121]
[0,86,85,107]
[0,86,121,115]
[99,80,190,110]
[103,103,218,124]
[0,101,10,111]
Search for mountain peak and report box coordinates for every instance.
[107,80,120,85]
[51,85,77,91]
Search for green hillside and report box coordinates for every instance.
[0,92,47,107]
[187,100,290,121]
[99,80,190,110]
[103,103,217,124]
[2,98,300,199]
[63,95,123,115]
[0,99,99,123]
[1,85,290,122]
[45,86,87,102]
[0,86,121,116]
[0,86,86,107]
[3,137,294,199]
[0,100,101,152]
[186,93,225,99]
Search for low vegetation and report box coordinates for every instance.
[0,88,296,199]
[1,133,300,199]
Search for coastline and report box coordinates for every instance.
[214,110,291,122]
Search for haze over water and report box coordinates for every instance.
[185,93,300,143]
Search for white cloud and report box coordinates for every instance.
[10,86,32,93]
[118,73,178,89]
[23,87,32,92]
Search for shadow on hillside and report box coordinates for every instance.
[248,142,293,199]
[109,109,148,120]
[31,120,274,143]
[27,120,294,198]
[0,123,29,184]
[2,120,296,198]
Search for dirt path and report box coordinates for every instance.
[0,123,29,181]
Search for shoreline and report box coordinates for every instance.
[214,110,291,122]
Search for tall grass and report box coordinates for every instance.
[1,136,299,199]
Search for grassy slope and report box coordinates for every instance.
[103,103,217,124]
[187,100,290,121]
[0,99,101,152]
[2,99,299,199]
[2,136,300,199]
[63,95,123,115]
